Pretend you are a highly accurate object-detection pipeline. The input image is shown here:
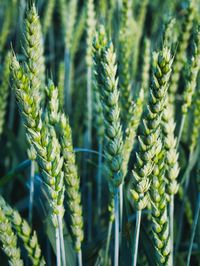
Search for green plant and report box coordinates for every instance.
[0,52,11,136]
[169,0,196,106]
[93,26,124,266]
[0,207,23,266]
[11,55,65,265]
[0,196,45,266]
[1,0,200,265]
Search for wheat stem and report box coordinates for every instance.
[86,66,92,149]
[114,190,119,266]
[64,48,72,114]
[87,182,92,242]
[177,114,186,147]
[56,227,61,266]
[176,152,193,253]
[104,219,113,265]
[119,183,123,244]
[132,210,141,266]
[58,215,66,266]
[105,199,114,265]
[77,250,83,266]
[170,195,174,265]
[187,193,200,266]
[28,160,35,226]
[97,141,103,216]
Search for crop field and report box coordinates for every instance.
[0,0,200,265]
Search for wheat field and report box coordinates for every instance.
[0,0,200,265]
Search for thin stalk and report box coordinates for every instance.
[132,210,142,266]
[46,239,52,266]
[97,141,103,217]
[87,66,92,150]
[77,250,83,266]
[64,48,71,115]
[187,193,200,266]
[56,227,61,266]
[28,160,35,225]
[176,152,193,253]
[114,190,119,266]
[58,215,66,266]
[104,219,113,266]
[177,114,186,147]
[87,182,92,242]
[119,183,123,244]
[170,195,174,265]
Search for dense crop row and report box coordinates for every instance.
[0,0,200,265]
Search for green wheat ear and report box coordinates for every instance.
[118,0,133,128]
[0,195,45,266]
[59,113,84,252]
[0,207,24,266]
[148,50,173,265]
[0,2,12,52]
[130,47,173,211]
[93,26,124,191]
[44,80,84,252]
[24,4,45,97]
[162,102,180,198]
[122,88,144,180]
[65,0,78,51]
[169,0,196,106]
[141,37,151,100]
[11,55,65,227]
[86,0,96,67]
[0,51,11,137]
[58,62,65,109]
[190,84,200,153]
[182,28,200,115]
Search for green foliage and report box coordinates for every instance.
[1,0,200,265]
